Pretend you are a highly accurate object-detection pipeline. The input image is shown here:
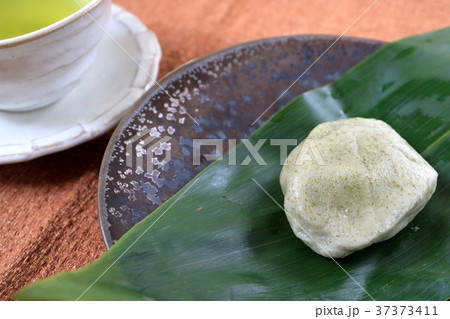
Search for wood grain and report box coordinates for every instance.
[0,0,448,300]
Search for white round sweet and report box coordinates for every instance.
[280,118,438,258]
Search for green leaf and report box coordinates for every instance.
[15,28,450,300]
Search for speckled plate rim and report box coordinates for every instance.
[98,34,386,249]
[0,4,161,164]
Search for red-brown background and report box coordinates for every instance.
[0,0,448,300]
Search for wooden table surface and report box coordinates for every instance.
[0,0,448,300]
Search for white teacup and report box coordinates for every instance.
[0,0,111,112]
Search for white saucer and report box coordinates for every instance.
[0,4,161,164]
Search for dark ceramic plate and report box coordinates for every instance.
[98,35,385,248]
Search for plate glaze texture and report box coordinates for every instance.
[99,35,384,247]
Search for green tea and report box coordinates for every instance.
[0,0,92,40]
